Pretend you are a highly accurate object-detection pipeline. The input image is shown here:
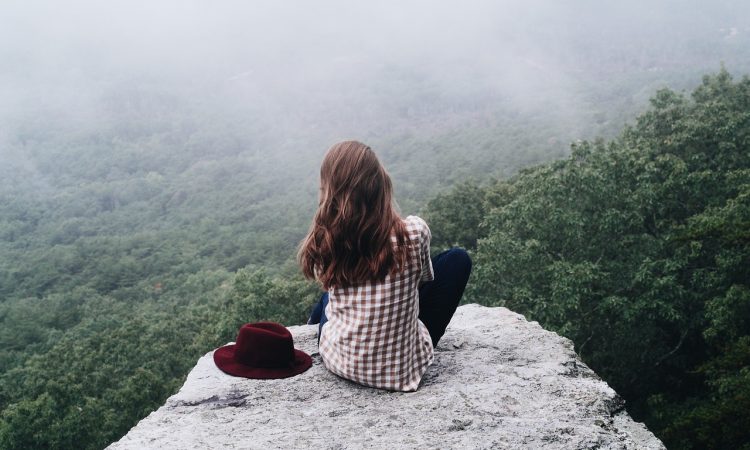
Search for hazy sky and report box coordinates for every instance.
[1,0,749,169]
[3,1,748,98]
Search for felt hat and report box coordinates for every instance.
[213,322,312,379]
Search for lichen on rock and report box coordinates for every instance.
[109,304,665,449]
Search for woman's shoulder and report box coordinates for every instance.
[404,214,427,227]
[403,215,431,240]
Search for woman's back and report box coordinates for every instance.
[318,215,434,392]
[301,141,470,392]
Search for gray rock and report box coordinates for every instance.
[109,304,664,449]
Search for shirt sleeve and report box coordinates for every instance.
[417,218,434,285]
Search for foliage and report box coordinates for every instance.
[424,180,489,251]
[0,269,316,449]
[1,65,748,449]
[428,69,750,449]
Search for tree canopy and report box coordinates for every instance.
[427,69,750,449]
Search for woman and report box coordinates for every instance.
[300,140,471,392]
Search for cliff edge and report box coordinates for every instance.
[109,304,664,449]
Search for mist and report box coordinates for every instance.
[2,0,750,205]
[2,4,750,448]
[3,2,749,119]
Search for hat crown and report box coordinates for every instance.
[233,322,295,368]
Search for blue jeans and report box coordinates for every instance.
[308,291,330,342]
[308,247,472,347]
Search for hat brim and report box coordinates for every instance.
[213,344,313,379]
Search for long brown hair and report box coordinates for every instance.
[298,141,409,289]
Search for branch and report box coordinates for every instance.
[654,330,688,367]
[578,331,595,354]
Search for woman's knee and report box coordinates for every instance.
[445,247,472,275]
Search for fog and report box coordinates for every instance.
[4,4,750,447]
[2,0,750,199]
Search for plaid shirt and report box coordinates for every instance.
[319,215,435,392]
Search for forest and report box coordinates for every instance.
[427,70,750,449]
[1,2,750,449]
[1,69,747,450]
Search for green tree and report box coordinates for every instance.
[428,69,750,448]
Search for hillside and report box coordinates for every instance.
[426,69,750,449]
[2,5,750,443]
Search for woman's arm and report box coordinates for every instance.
[417,217,434,287]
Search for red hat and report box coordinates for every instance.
[213,322,312,379]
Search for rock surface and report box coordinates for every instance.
[109,304,664,449]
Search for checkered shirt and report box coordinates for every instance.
[319,215,435,392]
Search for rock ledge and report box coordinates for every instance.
[109,304,664,449]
